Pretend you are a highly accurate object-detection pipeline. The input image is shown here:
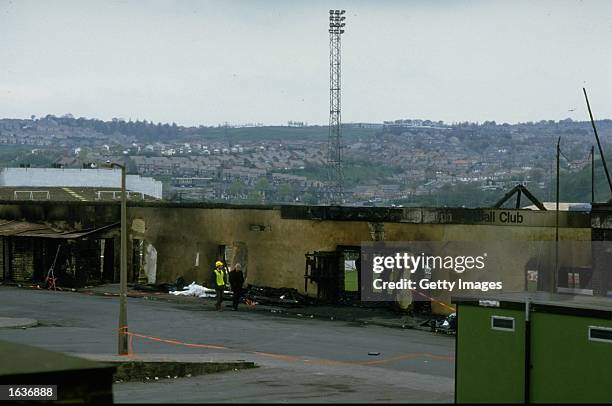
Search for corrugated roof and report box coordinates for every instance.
[0,219,118,239]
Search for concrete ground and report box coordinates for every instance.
[0,286,454,403]
[0,316,38,328]
[80,283,438,330]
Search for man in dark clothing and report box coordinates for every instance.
[229,263,245,311]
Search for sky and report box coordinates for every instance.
[1,0,612,126]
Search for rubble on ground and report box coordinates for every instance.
[244,285,316,307]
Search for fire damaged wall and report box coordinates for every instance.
[126,205,591,313]
[0,201,119,287]
[0,200,593,313]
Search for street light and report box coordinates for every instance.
[107,161,128,355]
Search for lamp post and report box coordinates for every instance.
[108,161,128,355]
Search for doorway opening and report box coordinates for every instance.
[304,245,361,304]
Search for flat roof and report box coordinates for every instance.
[452,292,612,318]
[0,199,593,226]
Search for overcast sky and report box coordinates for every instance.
[1,0,612,126]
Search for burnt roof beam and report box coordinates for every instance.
[493,184,546,211]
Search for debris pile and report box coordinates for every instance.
[244,285,316,307]
[134,277,186,293]
[133,283,176,293]
[424,312,456,335]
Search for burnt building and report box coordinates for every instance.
[1,193,603,313]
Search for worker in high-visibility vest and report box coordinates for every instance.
[213,260,227,311]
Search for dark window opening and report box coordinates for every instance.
[102,239,115,283]
[491,316,515,331]
[589,326,612,343]
[558,266,592,290]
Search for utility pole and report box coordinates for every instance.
[119,163,128,354]
[591,145,595,203]
[108,162,128,355]
[554,137,560,294]
[583,88,612,195]
[327,9,346,204]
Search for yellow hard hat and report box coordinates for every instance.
[215,261,224,267]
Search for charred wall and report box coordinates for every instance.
[126,205,591,313]
[0,200,594,312]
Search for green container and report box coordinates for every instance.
[530,311,612,403]
[454,293,612,404]
[456,305,525,403]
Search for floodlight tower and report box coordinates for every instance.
[327,9,346,204]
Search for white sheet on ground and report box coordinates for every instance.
[170,282,217,298]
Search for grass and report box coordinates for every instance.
[344,269,358,292]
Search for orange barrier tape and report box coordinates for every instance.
[413,290,456,312]
[119,327,227,352]
[252,352,302,362]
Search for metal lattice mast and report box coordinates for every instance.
[327,9,346,204]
